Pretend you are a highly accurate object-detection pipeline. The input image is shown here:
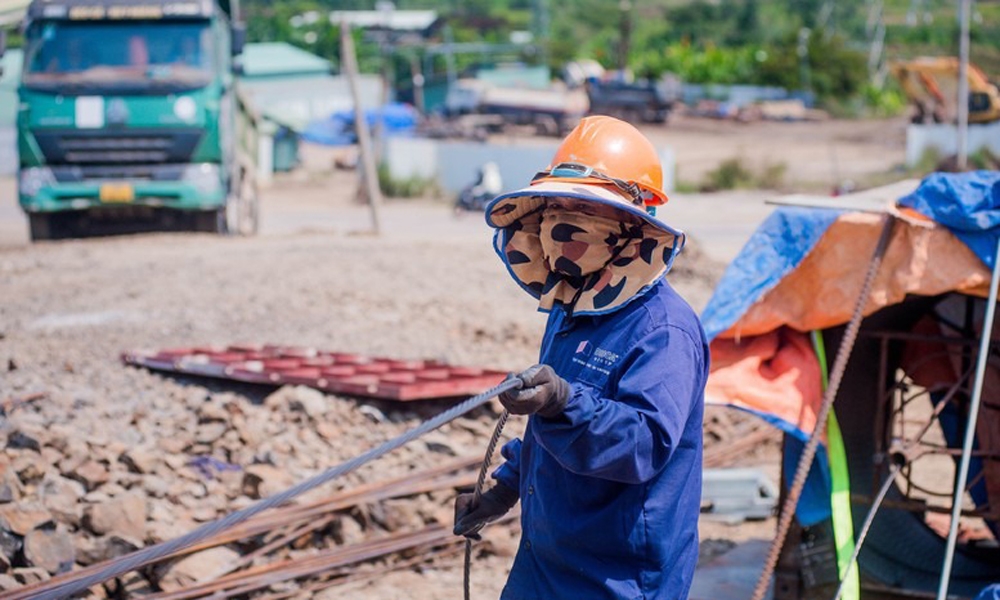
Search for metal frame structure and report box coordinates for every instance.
[862,324,1000,526]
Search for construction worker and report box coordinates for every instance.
[454,115,709,599]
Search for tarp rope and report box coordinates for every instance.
[750,215,896,600]
[18,377,524,600]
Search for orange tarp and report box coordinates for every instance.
[707,212,992,438]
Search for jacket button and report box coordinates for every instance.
[525,541,531,550]
[527,486,534,495]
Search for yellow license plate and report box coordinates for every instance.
[99,183,135,203]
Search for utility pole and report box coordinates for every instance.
[797,27,812,93]
[956,0,971,171]
[409,54,425,114]
[618,0,632,73]
[341,19,383,234]
[532,0,549,65]
[866,0,887,87]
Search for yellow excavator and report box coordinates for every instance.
[890,57,1000,124]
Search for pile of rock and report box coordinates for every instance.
[0,383,511,596]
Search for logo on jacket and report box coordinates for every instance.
[593,347,620,366]
[571,342,619,376]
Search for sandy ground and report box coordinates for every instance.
[0,115,915,597]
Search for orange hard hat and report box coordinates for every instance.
[537,116,669,206]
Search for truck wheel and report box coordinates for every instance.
[644,106,669,124]
[193,209,226,234]
[238,174,259,236]
[226,171,259,236]
[28,213,71,241]
[28,214,53,241]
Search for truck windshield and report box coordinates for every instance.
[23,20,214,91]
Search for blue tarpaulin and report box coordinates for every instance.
[898,171,1000,267]
[701,206,842,341]
[301,103,419,146]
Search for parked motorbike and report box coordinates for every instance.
[454,186,495,212]
[454,162,503,214]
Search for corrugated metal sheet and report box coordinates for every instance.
[241,42,332,79]
[122,345,508,401]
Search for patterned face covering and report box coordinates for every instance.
[501,201,679,315]
[540,207,638,278]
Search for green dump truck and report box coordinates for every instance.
[8,0,259,240]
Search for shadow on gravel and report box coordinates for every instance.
[164,373,278,405]
[154,371,504,423]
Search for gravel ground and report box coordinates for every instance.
[0,177,775,597]
[0,114,919,597]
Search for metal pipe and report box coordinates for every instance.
[465,409,511,600]
[936,239,1000,600]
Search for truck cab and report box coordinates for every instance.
[16,0,257,240]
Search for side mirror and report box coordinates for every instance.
[230,23,246,57]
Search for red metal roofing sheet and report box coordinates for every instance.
[122,345,508,401]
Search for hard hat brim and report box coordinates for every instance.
[484,180,687,317]
[485,180,683,241]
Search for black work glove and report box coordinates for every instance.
[453,483,519,540]
[498,364,571,418]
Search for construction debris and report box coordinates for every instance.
[0,219,769,596]
[0,361,524,598]
[122,346,509,401]
[703,406,781,468]
[701,468,779,524]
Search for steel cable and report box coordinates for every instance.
[750,215,896,600]
[23,377,524,600]
[937,238,1000,600]
[463,408,511,600]
[831,463,902,600]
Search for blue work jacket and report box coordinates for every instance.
[493,280,708,600]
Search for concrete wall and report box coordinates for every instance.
[385,137,558,195]
[385,137,677,197]
[906,122,1000,166]
[242,74,384,133]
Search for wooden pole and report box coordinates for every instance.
[340,19,383,234]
